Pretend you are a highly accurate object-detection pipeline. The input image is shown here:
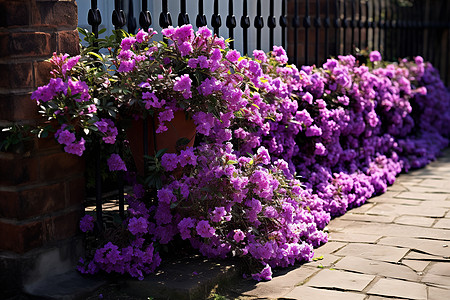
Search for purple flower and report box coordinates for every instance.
[173,74,192,99]
[64,138,85,156]
[305,125,322,137]
[107,154,127,171]
[80,214,94,232]
[157,188,176,204]
[161,153,179,171]
[128,217,149,235]
[179,147,197,167]
[226,50,241,63]
[370,50,382,62]
[233,229,245,243]
[196,220,215,238]
[178,217,196,240]
[57,130,76,145]
[252,264,272,281]
[120,37,136,51]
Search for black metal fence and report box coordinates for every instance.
[85,0,450,229]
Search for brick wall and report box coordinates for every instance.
[0,0,84,297]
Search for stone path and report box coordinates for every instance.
[224,149,450,300]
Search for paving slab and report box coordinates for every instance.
[428,286,450,300]
[303,254,341,269]
[122,256,238,300]
[421,273,450,289]
[365,203,446,217]
[401,259,430,273]
[338,212,395,223]
[333,221,450,240]
[304,269,375,292]
[313,241,348,255]
[333,243,409,263]
[433,218,450,229]
[282,286,366,300]
[395,191,449,201]
[378,236,450,258]
[426,261,450,276]
[367,278,427,300]
[328,232,381,243]
[234,266,319,299]
[404,251,450,261]
[393,215,436,227]
[334,256,420,281]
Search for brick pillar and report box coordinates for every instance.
[0,0,84,297]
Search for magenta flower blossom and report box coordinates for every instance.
[80,214,94,232]
[196,220,215,238]
[120,36,136,51]
[226,49,241,63]
[252,264,272,281]
[233,229,245,243]
[107,154,127,171]
[369,50,382,62]
[173,74,192,99]
[64,138,85,156]
[128,217,149,235]
[57,130,76,145]
[161,153,179,171]
[179,147,197,167]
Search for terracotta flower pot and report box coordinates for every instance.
[126,111,196,176]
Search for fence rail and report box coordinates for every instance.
[84,0,450,229]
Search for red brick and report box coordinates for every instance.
[39,151,84,181]
[0,220,44,253]
[0,1,30,28]
[9,32,52,57]
[34,60,53,87]
[43,209,81,242]
[0,93,39,121]
[66,176,85,207]
[57,29,79,56]
[0,154,39,186]
[0,62,34,89]
[0,33,9,58]
[0,182,67,220]
[35,0,78,28]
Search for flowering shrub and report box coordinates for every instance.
[32,25,450,281]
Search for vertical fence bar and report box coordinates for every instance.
[178,0,190,26]
[95,143,103,231]
[365,0,370,49]
[139,0,152,31]
[226,0,236,49]
[377,0,382,52]
[314,0,321,65]
[254,0,264,50]
[113,0,126,30]
[280,0,288,50]
[358,0,363,50]
[196,0,207,28]
[325,0,330,60]
[127,0,137,33]
[293,0,300,65]
[212,0,222,36]
[372,0,376,50]
[334,0,341,56]
[351,0,355,52]
[159,0,172,29]
[304,0,311,65]
[384,0,390,60]
[241,0,250,55]
[89,0,103,231]
[88,0,102,41]
[343,0,348,54]
[268,0,276,49]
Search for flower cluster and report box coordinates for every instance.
[33,25,450,281]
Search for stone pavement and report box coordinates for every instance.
[223,149,450,300]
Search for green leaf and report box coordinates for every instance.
[313,255,324,261]
[227,160,238,165]
[87,51,103,62]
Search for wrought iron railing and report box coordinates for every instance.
[84,0,450,229]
